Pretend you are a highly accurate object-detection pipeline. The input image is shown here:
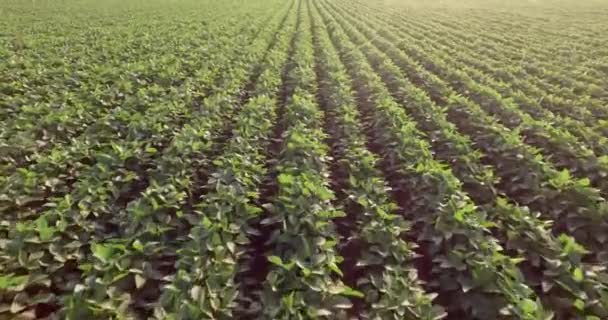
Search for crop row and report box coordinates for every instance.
[335,0,608,200]
[155,0,300,317]
[0,1,283,219]
[358,1,608,119]
[354,7,608,157]
[250,1,356,317]
[417,6,608,100]
[324,0,608,264]
[310,1,445,318]
[0,1,293,318]
[1,2,242,170]
[318,0,608,318]
[315,1,553,318]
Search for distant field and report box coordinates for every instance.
[1,0,608,319]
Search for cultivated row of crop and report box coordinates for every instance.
[69,2,302,317]
[334,2,608,200]
[1,0,292,317]
[416,7,608,100]
[250,1,358,317]
[310,2,446,318]
[314,1,556,318]
[1,1,245,170]
[323,0,608,265]
[318,0,608,318]
[0,1,282,218]
[358,10,608,157]
[356,1,608,119]
[154,0,300,317]
[396,14,608,130]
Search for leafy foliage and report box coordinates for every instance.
[1,0,607,318]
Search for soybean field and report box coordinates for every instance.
[1,0,608,319]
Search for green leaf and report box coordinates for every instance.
[298,262,311,277]
[283,291,295,309]
[550,169,571,188]
[202,216,212,229]
[278,173,294,185]
[521,299,538,314]
[315,186,334,201]
[578,177,591,187]
[339,286,365,298]
[35,216,55,241]
[329,262,343,277]
[78,263,93,272]
[132,239,144,252]
[454,208,465,222]
[0,274,29,290]
[92,243,114,263]
[573,267,584,282]
[268,255,284,267]
[112,271,129,283]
